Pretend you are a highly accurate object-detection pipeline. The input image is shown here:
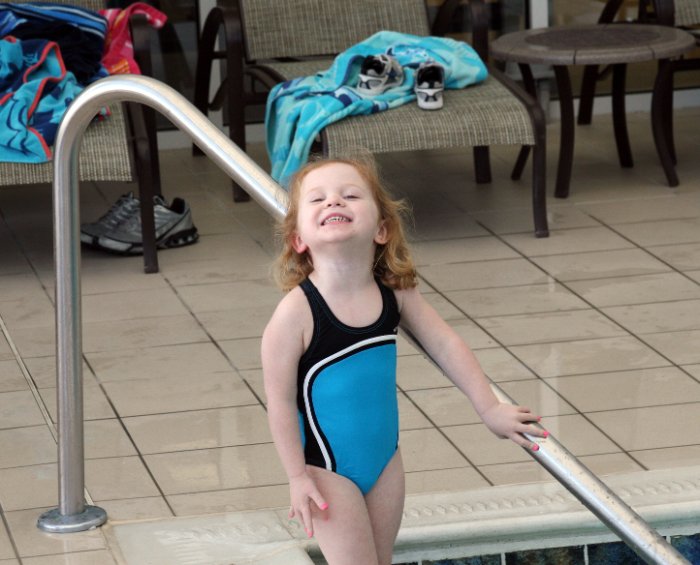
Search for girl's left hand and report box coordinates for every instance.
[480,402,548,451]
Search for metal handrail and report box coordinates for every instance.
[37,74,689,565]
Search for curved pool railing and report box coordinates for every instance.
[38,74,689,565]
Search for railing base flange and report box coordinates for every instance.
[37,505,107,533]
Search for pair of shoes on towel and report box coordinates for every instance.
[357,55,444,110]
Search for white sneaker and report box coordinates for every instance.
[357,54,404,95]
[415,62,445,110]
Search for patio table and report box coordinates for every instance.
[491,23,696,197]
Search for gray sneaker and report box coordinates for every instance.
[89,195,199,255]
[81,192,140,246]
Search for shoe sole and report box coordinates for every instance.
[416,87,444,110]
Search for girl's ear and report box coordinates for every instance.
[374,220,389,245]
[291,232,308,254]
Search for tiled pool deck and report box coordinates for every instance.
[0,109,699,564]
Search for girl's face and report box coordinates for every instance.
[292,162,387,255]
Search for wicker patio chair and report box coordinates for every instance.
[0,0,163,273]
[194,0,549,237]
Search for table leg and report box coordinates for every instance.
[612,64,633,168]
[554,65,574,198]
[651,58,679,186]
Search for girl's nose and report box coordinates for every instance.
[325,195,343,207]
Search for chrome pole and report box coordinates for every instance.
[35,75,690,565]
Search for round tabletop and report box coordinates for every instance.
[490,23,696,66]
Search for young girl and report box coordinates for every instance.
[261,154,547,565]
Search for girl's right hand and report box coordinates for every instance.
[288,471,329,538]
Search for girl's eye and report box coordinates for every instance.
[345,194,358,200]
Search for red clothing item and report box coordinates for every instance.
[100,3,166,75]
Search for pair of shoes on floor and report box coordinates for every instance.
[81,192,199,255]
[357,55,444,110]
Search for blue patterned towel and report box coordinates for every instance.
[265,31,488,184]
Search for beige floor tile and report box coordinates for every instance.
[0,558,19,564]
[472,206,600,235]
[405,466,489,494]
[161,255,272,287]
[422,291,464,321]
[39,384,116,422]
[587,403,700,451]
[0,520,15,560]
[396,354,450,391]
[21,550,117,565]
[123,405,270,454]
[481,452,643,486]
[412,237,518,266]
[0,295,55,330]
[195,305,275,341]
[497,379,576,417]
[444,414,620,466]
[0,360,25,393]
[688,270,700,284]
[407,387,480,427]
[86,342,231,383]
[176,279,280,313]
[74,265,170,296]
[0,336,13,362]
[567,273,700,308]
[579,193,700,224]
[400,429,469,473]
[447,318,498,349]
[0,391,45,429]
[166,485,290,516]
[603,299,700,334]
[218,337,262,371]
[473,348,536,382]
[239,369,266,405]
[502,227,634,257]
[685,364,700,379]
[477,309,626,346]
[613,218,700,246]
[83,420,137,459]
[85,457,160,501]
[0,427,55,469]
[22,357,96,389]
[5,508,106,557]
[409,213,489,241]
[81,315,211,353]
[398,392,431,430]
[95,497,173,522]
[530,248,671,282]
[143,443,286,494]
[103,371,256,417]
[446,283,587,318]
[546,367,700,412]
[81,288,189,322]
[0,464,57,512]
[648,242,700,271]
[419,258,549,292]
[510,336,671,378]
[631,445,700,470]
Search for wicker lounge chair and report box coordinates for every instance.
[194,0,549,237]
[0,0,163,272]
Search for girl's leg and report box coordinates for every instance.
[365,450,405,565]
[306,465,379,565]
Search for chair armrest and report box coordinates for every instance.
[432,0,489,62]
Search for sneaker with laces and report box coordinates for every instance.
[87,195,199,255]
[80,192,140,246]
[415,62,445,110]
[357,54,404,95]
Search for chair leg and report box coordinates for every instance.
[473,146,491,183]
[612,64,633,168]
[532,140,549,238]
[512,63,537,180]
[577,65,599,125]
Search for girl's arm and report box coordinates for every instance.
[261,289,328,537]
[396,286,546,450]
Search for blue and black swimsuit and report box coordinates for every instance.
[297,277,400,495]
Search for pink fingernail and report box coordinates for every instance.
[306,529,313,538]
[320,502,329,510]
[532,444,540,451]
[543,431,549,438]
